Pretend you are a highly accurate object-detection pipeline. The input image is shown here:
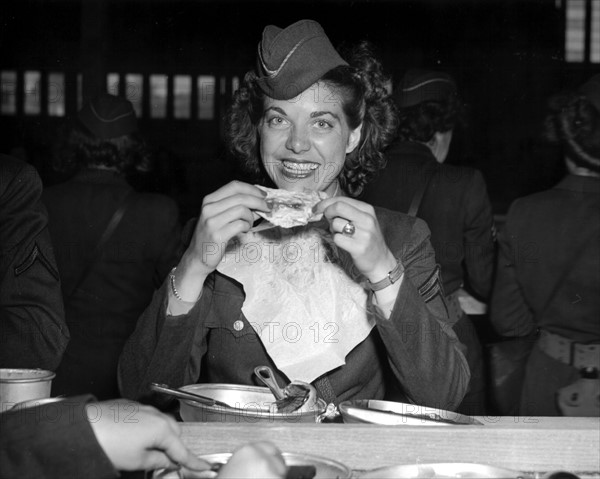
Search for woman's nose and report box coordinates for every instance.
[285,126,310,153]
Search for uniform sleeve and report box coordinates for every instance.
[0,395,117,479]
[373,218,470,411]
[490,202,537,337]
[461,169,496,300]
[0,161,69,371]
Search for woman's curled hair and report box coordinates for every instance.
[53,121,151,175]
[225,41,398,197]
[543,91,600,172]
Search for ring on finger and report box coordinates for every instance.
[342,221,356,236]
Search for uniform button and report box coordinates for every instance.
[233,320,244,331]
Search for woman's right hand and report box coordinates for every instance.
[173,181,269,301]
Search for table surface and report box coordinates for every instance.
[180,416,600,476]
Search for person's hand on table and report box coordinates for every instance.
[217,441,286,478]
[173,441,287,479]
[87,400,209,473]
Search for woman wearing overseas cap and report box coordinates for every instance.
[119,20,470,411]
[490,74,600,416]
[43,93,181,400]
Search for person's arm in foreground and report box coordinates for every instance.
[0,157,69,370]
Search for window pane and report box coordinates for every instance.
[565,0,586,62]
[232,76,240,96]
[174,75,191,119]
[107,72,119,95]
[592,0,600,63]
[1,70,17,114]
[197,75,215,120]
[24,70,41,115]
[150,74,167,118]
[125,73,143,117]
[48,72,65,117]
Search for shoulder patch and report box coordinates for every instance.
[14,242,60,280]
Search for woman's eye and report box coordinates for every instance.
[315,120,332,129]
[267,117,287,127]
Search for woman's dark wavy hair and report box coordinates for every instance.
[396,90,465,143]
[52,121,151,175]
[543,91,600,173]
[225,41,398,197]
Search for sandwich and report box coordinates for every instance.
[255,185,327,228]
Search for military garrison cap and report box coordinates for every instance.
[255,19,348,100]
[78,93,137,140]
[395,70,457,108]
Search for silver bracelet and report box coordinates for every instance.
[169,267,184,301]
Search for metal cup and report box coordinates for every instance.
[0,368,56,412]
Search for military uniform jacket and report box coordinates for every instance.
[0,155,69,370]
[119,207,470,411]
[362,141,495,299]
[491,174,600,342]
[42,168,181,399]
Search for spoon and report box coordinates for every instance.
[150,383,230,408]
[254,366,285,400]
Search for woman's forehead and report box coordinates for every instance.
[263,82,345,115]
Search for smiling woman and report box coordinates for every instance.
[118,19,470,413]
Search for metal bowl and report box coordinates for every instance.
[178,383,328,423]
[359,463,532,478]
[153,452,352,479]
[12,397,65,410]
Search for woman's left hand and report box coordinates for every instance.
[315,197,398,283]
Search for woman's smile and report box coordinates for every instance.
[280,160,320,179]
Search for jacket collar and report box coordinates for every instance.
[556,174,600,194]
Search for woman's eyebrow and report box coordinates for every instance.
[310,110,340,121]
[264,106,287,116]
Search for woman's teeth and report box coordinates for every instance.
[282,161,319,172]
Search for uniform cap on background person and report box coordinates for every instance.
[78,93,137,140]
[579,74,600,112]
[395,69,457,108]
[255,19,348,100]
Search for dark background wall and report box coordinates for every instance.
[1,0,597,221]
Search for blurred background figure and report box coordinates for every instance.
[42,93,181,400]
[0,154,69,371]
[490,74,600,417]
[362,69,496,415]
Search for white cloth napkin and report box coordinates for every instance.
[217,226,374,383]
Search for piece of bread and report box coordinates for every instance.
[256,185,327,228]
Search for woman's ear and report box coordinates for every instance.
[346,124,363,154]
